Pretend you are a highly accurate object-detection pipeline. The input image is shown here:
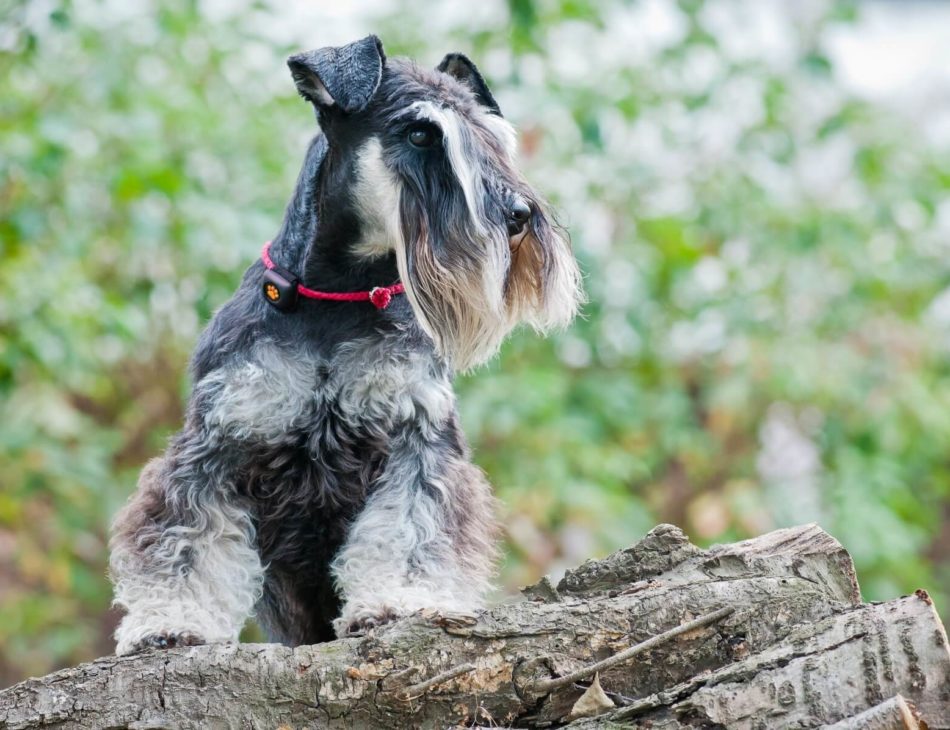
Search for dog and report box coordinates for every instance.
[109,35,582,655]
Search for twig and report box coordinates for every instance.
[398,662,477,700]
[524,606,735,694]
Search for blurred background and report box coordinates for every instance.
[2,0,950,686]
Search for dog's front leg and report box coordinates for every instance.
[109,445,263,655]
[331,425,498,636]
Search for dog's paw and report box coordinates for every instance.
[337,606,402,637]
[130,631,206,653]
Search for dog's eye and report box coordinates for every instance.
[407,123,440,148]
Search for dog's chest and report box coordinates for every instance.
[202,340,454,443]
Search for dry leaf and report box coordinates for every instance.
[567,673,615,720]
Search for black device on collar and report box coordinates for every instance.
[262,265,300,311]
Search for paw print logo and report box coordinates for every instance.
[264,283,280,302]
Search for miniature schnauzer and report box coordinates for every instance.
[109,35,582,654]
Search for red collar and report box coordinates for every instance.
[260,241,404,311]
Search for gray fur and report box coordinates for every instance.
[109,36,582,654]
[288,35,385,113]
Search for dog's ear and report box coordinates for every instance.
[288,35,385,114]
[437,53,502,116]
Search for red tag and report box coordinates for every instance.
[369,287,393,309]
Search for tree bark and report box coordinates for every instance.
[1,524,947,729]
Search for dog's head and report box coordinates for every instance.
[288,36,583,370]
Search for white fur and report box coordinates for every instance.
[391,225,441,360]
[351,138,403,260]
[111,499,263,655]
[331,338,456,432]
[204,337,453,441]
[331,446,487,636]
[203,343,319,441]
[482,112,518,160]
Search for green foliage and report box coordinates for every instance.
[2,0,948,684]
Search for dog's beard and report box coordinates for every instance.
[506,207,584,336]
[395,195,583,372]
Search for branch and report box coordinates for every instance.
[1,524,947,729]
[521,606,735,694]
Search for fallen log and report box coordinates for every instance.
[1,524,947,729]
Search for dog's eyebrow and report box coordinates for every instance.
[404,100,486,234]
[399,100,516,162]
[391,102,444,124]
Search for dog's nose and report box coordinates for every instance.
[506,198,531,236]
